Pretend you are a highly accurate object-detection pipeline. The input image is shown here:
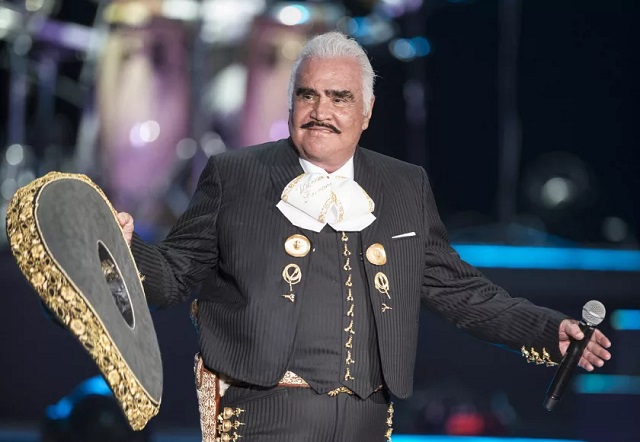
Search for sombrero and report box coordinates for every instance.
[5,172,161,430]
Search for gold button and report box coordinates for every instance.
[220,434,232,442]
[221,420,233,432]
[285,234,311,257]
[366,243,387,265]
[222,407,234,419]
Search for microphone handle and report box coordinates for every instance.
[543,321,595,411]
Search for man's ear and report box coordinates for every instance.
[362,97,375,130]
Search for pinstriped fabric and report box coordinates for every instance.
[131,138,567,400]
[219,385,390,441]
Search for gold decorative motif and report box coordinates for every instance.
[327,386,355,397]
[282,263,301,302]
[385,402,394,441]
[381,304,393,313]
[345,274,352,287]
[5,171,157,430]
[347,288,354,302]
[344,320,355,334]
[280,174,306,202]
[284,234,310,258]
[341,231,356,383]
[374,272,391,299]
[344,367,355,381]
[217,405,245,441]
[366,243,387,265]
[343,244,351,256]
[194,354,219,442]
[279,371,310,387]
[521,346,558,367]
[221,407,245,420]
[282,264,302,289]
[346,351,355,365]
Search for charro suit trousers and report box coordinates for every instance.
[218,384,392,441]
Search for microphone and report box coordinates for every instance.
[543,300,606,411]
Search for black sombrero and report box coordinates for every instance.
[6,172,162,430]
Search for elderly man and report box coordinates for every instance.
[118,32,611,441]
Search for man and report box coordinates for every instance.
[118,32,611,441]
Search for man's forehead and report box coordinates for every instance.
[295,58,362,93]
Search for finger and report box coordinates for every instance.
[564,321,585,340]
[578,356,594,372]
[117,212,133,228]
[586,341,611,362]
[581,348,606,369]
[593,329,612,348]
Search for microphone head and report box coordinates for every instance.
[582,300,606,326]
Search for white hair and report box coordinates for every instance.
[287,32,376,116]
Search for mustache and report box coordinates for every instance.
[300,121,341,134]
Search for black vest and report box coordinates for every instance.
[289,228,384,398]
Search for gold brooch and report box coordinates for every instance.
[282,263,301,302]
[284,234,310,258]
[374,272,390,299]
[366,243,387,265]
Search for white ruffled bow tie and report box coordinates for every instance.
[276,173,376,232]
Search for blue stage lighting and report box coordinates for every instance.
[452,244,640,271]
[611,309,640,330]
[574,374,640,395]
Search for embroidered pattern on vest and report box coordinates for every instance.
[341,231,356,382]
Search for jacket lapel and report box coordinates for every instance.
[270,138,305,196]
[354,147,385,245]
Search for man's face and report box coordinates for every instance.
[289,57,374,173]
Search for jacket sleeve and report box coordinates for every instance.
[131,156,222,309]
[418,168,567,363]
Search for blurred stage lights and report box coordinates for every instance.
[200,0,266,44]
[540,176,575,209]
[453,244,640,271]
[1,178,17,200]
[379,0,423,18]
[602,216,629,243]
[5,144,24,166]
[200,131,226,157]
[389,36,431,61]
[338,15,395,45]
[276,4,310,26]
[610,309,640,331]
[0,5,20,39]
[393,437,587,442]
[130,120,161,147]
[176,138,198,160]
[574,374,640,395]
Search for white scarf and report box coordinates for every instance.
[276,158,376,232]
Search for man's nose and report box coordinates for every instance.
[311,97,330,120]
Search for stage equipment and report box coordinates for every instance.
[5,172,162,430]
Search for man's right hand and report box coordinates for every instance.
[117,212,134,246]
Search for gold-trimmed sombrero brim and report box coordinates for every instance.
[6,172,161,430]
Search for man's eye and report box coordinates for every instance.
[302,94,314,100]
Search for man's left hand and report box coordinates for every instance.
[559,319,611,371]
